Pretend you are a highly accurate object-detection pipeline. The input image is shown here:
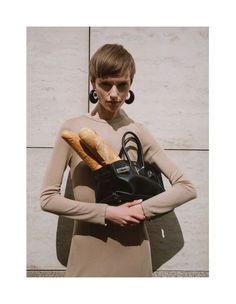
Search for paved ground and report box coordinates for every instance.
[27,270,209,277]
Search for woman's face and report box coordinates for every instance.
[93,72,131,115]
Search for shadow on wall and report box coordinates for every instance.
[56,174,184,271]
[145,212,184,270]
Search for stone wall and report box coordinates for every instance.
[27,27,208,276]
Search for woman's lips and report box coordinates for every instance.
[107,101,120,106]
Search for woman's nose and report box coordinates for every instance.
[110,85,119,98]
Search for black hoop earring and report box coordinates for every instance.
[125,90,135,104]
[89,89,98,104]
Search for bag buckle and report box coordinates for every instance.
[116,166,130,174]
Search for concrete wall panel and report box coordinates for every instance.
[27,27,89,147]
[159,150,208,270]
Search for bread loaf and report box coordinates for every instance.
[61,130,102,171]
[79,128,121,165]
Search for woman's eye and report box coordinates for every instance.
[99,81,128,91]
[100,83,112,90]
[118,83,128,90]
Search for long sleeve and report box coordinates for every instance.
[40,121,108,225]
[136,123,197,218]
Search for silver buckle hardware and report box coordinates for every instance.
[116,166,130,174]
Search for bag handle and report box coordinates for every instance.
[119,131,145,174]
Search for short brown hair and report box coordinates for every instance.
[89,44,136,84]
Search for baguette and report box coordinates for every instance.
[61,130,102,171]
[79,128,121,165]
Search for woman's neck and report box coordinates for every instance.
[90,104,123,121]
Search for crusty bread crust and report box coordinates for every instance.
[61,130,102,170]
[79,128,121,165]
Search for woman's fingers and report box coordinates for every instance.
[129,206,146,221]
[124,199,143,207]
[105,204,145,227]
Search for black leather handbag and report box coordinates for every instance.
[93,131,165,205]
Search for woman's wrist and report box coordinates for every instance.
[104,205,114,221]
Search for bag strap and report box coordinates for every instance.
[119,131,145,174]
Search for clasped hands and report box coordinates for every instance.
[105,199,145,227]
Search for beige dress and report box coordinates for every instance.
[40,111,197,277]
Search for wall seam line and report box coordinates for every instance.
[87,26,91,113]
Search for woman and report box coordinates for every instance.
[40,44,197,277]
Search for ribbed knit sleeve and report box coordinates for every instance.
[136,123,197,218]
[40,121,108,225]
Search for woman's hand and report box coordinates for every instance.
[105,199,145,227]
